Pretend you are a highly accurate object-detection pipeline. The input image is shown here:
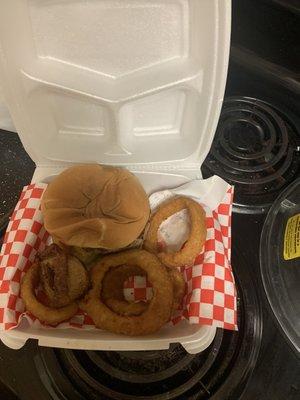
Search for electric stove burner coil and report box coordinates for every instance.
[202,97,300,213]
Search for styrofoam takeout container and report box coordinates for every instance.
[0,0,231,353]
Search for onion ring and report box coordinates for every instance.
[144,196,207,268]
[105,298,147,316]
[20,263,78,325]
[80,249,173,335]
[102,265,148,316]
[101,265,185,315]
[168,269,186,310]
[40,254,89,308]
[102,265,145,301]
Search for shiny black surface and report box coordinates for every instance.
[232,0,300,73]
[0,129,34,235]
[232,214,300,400]
[202,97,300,213]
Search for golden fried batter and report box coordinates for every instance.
[102,265,148,316]
[21,263,78,325]
[144,197,207,268]
[80,250,173,335]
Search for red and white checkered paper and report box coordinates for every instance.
[0,179,237,331]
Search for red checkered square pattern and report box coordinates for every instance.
[0,183,237,331]
[124,276,153,302]
[106,186,236,329]
[0,183,50,330]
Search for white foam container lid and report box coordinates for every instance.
[0,0,231,353]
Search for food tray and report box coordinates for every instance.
[0,171,236,353]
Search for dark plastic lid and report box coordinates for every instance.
[260,178,300,354]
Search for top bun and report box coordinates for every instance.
[41,164,150,250]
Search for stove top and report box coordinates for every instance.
[0,49,299,400]
[202,97,300,214]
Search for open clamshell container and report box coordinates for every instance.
[0,0,231,353]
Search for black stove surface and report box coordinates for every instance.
[202,97,300,214]
[0,130,34,236]
[0,59,299,399]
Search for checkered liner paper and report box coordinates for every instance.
[0,176,237,331]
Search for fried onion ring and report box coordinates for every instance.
[80,249,173,335]
[20,263,78,325]
[40,251,89,308]
[144,197,207,268]
[101,265,185,315]
[105,298,147,316]
[102,265,148,316]
[168,269,186,310]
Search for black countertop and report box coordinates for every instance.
[0,130,34,235]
